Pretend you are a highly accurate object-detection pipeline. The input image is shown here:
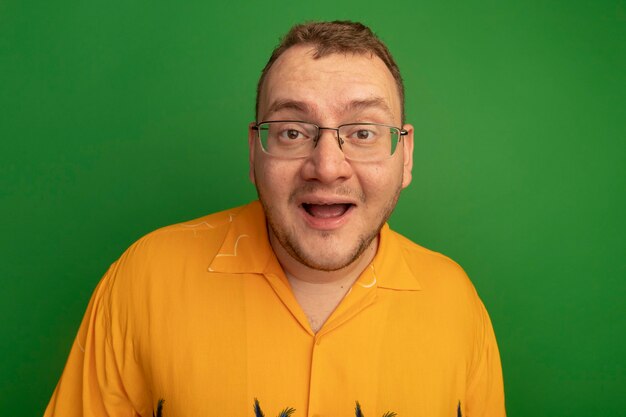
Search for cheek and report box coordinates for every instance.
[254,158,299,196]
[357,164,403,201]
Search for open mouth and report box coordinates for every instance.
[301,203,354,219]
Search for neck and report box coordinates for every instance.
[268,230,378,333]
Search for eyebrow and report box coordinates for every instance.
[262,97,395,122]
[344,97,394,120]
[264,99,315,119]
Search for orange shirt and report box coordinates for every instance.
[45,201,505,417]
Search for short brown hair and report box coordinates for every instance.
[256,20,405,123]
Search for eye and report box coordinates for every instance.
[284,129,302,140]
[345,126,378,141]
[276,124,312,141]
[355,129,374,140]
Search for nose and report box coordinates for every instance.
[301,129,353,184]
[314,127,344,150]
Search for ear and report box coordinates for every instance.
[247,122,258,185]
[400,123,415,189]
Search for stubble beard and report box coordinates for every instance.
[257,182,403,272]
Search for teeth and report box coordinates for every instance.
[303,203,351,218]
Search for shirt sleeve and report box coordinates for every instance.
[465,297,507,417]
[44,262,151,417]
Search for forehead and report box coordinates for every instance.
[259,45,401,123]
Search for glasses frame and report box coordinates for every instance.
[251,120,408,161]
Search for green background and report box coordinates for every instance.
[1,0,624,415]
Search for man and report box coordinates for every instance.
[45,21,505,417]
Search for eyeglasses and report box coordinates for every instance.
[252,120,408,162]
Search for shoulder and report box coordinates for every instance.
[101,204,251,293]
[123,205,245,262]
[393,230,470,282]
[388,229,480,301]
[386,229,492,344]
[93,204,258,318]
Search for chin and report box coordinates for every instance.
[285,234,374,272]
[296,254,352,272]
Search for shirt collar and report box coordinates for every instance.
[370,223,422,291]
[208,201,421,291]
[207,201,272,274]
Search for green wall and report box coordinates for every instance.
[1,1,624,415]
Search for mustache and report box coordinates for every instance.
[288,184,365,204]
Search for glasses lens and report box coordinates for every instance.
[258,122,317,157]
[338,124,400,161]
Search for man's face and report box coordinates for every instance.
[249,45,414,272]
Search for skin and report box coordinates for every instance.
[248,45,414,288]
